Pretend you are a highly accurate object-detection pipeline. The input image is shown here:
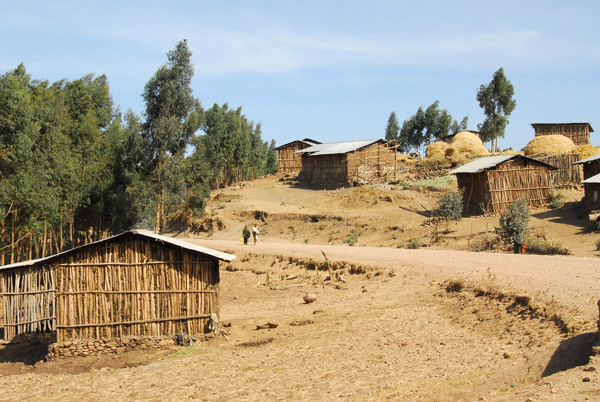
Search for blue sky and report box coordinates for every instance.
[1,0,599,150]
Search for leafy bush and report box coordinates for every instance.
[496,199,530,243]
[398,238,421,249]
[525,237,570,255]
[549,192,566,209]
[432,191,463,221]
[344,229,363,246]
[595,238,600,251]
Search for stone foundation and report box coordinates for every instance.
[46,333,216,360]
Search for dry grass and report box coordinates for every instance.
[445,131,489,163]
[523,135,575,156]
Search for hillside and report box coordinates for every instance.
[193,172,600,258]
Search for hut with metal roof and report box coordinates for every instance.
[531,123,594,146]
[573,153,600,181]
[0,230,235,342]
[582,173,600,207]
[574,154,600,206]
[275,138,321,174]
[297,139,398,187]
[449,155,556,214]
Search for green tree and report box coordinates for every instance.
[398,101,467,153]
[385,111,400,142]
[476,67,516,153]
[496,198,529,243]
[141,40,202,233]
[265,139,278,174]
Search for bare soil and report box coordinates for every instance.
[0,174,599,401]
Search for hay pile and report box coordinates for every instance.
[426,141,449,158]
[574,144,600,160]
[501,149,522,155]
[523,135,575,156]
[445,131,489,163]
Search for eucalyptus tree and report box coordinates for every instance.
[384,111,400,142]
[141,40,203,233]
[398,101,467,153]
[476,67,516,152]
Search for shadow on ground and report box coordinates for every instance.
[542,332,597,377]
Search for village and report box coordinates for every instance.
[0,121,599,400]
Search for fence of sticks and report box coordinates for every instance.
[0,231,227,343]
[531,153,582,185]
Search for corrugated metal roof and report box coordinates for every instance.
[448,154,555,174]
[296,139,383,156]
[0,230,236,270]
[583,173,600,184]
[448,155,516,174]
[574,153,600,165]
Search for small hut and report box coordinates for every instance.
[0,230,235,342]
[573,153,600,181]
[582,173,600,207]
[275,138,321,174]
[449,154,556,214]
[297,139,397,187]
[531,123,594,146]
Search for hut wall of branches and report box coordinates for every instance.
[581,160,600,181]
[532,153,582,185]
[276,140,320,174]
[300,141,397,187]
[0,231,232,343]
[455,157,555,215]
[531,123,593,146]
[582,182,600,206]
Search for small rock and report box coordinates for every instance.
[583,377,591,382]
[303,293,317,304]
[105,341,118,349]
[63,341,73,348]
[584,366,596,372]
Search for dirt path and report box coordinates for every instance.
[0,240,599,401]
[194,239,600,324]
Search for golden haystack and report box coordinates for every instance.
[574,144,600,160]
[523,135,575,156]
[425,141,450,158]
[445,131,489,163]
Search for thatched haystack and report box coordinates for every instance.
[423,141,450,166]
[574,144,600,160]
[445,131,489,163]
[426,141,450,158]
[523,135,575,156]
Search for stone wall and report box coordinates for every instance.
[46,333,215,360]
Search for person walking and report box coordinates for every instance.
[242,226,251,245]
[252,224,260,245]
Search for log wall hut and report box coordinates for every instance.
[449,155,556,215]
[573,153,600,181]
[0,230,235,343]
[531,123,594,146]
[581,173,600,207]
[532,153,582,185]
[296,139,398,187]
[275,138,321,174]
[574,154,600,206]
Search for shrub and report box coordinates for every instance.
[496,199,530,243]
[525,237,570,255]
[595,238,600,251]
[344,229,363,246]
[549,192,565,209]
[432,191,463,221]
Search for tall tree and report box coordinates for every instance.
[141,40,202,233]
[385,111,400,142]
[398,101,467,153]
[476,67,516,153]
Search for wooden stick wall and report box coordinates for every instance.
[1,235,219,342]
